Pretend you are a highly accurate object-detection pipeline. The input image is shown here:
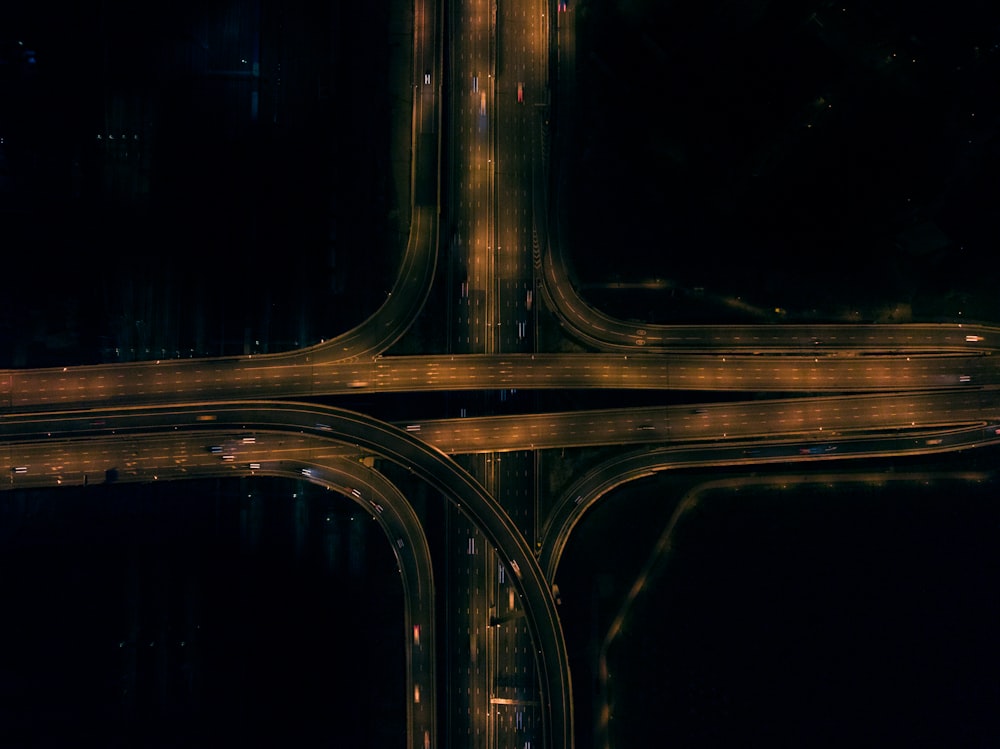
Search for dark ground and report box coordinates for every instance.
[0,0,399,368]
[0,478,404,748]
[565,0,1000,324]
[559,448,1000,749]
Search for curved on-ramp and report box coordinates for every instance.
[0,401,574,749]
[537,426,1000,583]
[540,3,999,356]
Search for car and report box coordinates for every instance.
[424,71,431,84]
[959,375,971,383]
[480,91,486,115]
[559,0,568,10]
[517,82,524,103]
[472,75,478,92]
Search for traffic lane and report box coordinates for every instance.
[452,0,497,355]
[4,349,994,411]
[1,388,995,458]
[361,352,996,394]
[2,388,996,459]
[407,389,995,453]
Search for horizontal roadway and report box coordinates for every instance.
[408,389,1000,452]
[0,352,994,410]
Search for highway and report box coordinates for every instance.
[402,389,1000,452]
[0,351,993,410]
[447,1,532,745]
[450,0,497,353]
[4,1,1000,748]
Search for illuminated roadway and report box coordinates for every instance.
[492,0,544,354]
[0,352,994,410]
[5,1,1000,749]
[400,389,1000,453]
[451,0,497,352]
[446,1,546,745]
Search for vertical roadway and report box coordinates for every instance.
[449,2,501,748]
[449,1,557,747]
[490,1,550,749]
